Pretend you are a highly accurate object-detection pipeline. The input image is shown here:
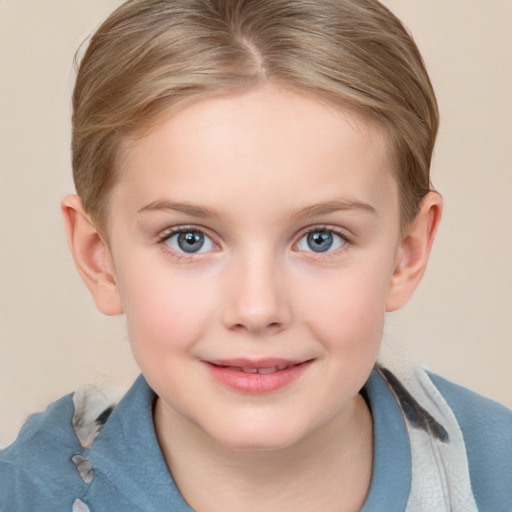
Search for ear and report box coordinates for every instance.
[61,195,123,316]
[386,191,443,312]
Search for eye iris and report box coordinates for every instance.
[177,232,204,253]
[307,231,333,252]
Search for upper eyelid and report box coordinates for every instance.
[295,224,350,240]
[156,224,351,247]
[157,224,214,241]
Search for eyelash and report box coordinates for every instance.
[156,224,351,261]
[294,225,350,258]
[157,225,219,262]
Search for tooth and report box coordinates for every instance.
[258,367,277,374]
[242,368,258,373]
[277,365,289,370]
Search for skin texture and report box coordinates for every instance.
[62,85,442,511]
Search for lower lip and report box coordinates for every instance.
[204,361,312,394]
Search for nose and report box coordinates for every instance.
[222,254,292,335]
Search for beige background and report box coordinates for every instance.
[0,0,511,447]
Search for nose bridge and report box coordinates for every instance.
[222,247,291,333]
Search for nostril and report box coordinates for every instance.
[229,320,283,334]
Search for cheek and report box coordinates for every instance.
[116,260,216,353]
[298,261,392,352]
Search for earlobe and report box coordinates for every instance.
[386,191,443,312]
[61,195,123,316]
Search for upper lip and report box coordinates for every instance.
[202,358,311,369]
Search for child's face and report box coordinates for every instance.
[106,86,403,450]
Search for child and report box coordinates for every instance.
[1,0,511,511]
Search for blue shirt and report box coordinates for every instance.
[1,370,511,511]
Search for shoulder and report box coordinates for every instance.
[427,372,512,460]
[428,372,512,512]
[0,377,185,512]
[0,393,84,509]
[0,388,115,511]
[374,363,512,511]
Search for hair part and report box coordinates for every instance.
[72,0,439,234]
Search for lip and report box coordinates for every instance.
[202,358,313,394]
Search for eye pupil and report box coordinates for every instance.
[307,231,333,252]
[178,231,205,253]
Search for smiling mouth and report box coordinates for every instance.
[204,359,313,393]
[211,363,299,374]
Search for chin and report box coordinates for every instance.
[207,419,310,453]
[220,437,300,454]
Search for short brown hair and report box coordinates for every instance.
[72,0,439,232]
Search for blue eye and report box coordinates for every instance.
[297,229,346,253]
[164,229,216,254]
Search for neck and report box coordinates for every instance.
[155,394,373,512]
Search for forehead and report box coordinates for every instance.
[114,86,399,223]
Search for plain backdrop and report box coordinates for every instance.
[0,0,511,446]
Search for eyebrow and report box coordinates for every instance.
[137,200,217,218]
[137,198,377,220]
[292,199,377,219]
